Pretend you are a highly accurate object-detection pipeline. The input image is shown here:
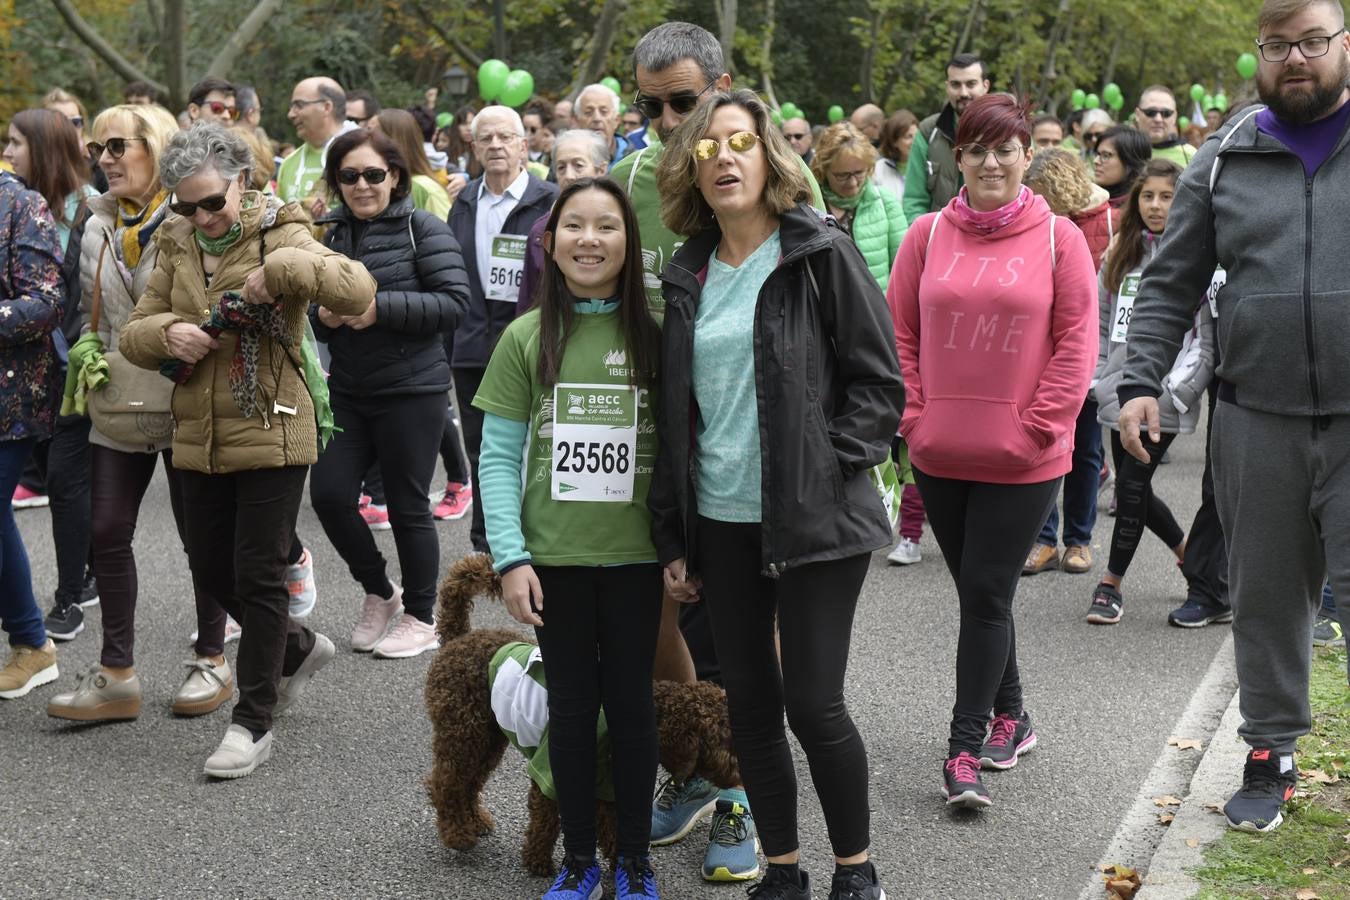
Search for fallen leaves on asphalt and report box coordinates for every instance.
[1186,838,1200,848]
[1167,736,1204,751]
[1204,802,1225,815]
[1158,813,1175,825]
[1153,795,1183,807]
[1100,863,1140,899]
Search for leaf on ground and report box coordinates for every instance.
[1167,736,1204,751]
[1186,838,1200,848]
[1204,802,1225,815]
[1331,852,1350,868]
[1294,890,1320,900]
[1153,795,1183,807]
[1302,867,1318,875]
[1158,813,1175,825]
[1299,768,1339,784]
[1102,864,1141,900]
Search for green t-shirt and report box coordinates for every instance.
[275,142,327,204]
[613,139,825,311]
[472,308,659,566]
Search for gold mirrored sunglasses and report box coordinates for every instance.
[694,130,760,162]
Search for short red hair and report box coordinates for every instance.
[955,93,1033,149]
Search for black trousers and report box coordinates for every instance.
[695,517,872,859]
[1181,385,1229,606]
[33,415,93,605]
[452,366,488,553]
[310,392,446,621]
[532,564,662,859]
[1107,430,1185,578]
[913,470,1059,757]
[362,391,469,504]
[178,465,316,733]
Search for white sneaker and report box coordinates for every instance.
[189,616,242,646]
[350,588,404,652]
[372,614,439,659]
[203,724,272,779]
[887,537,922,565]
[275,633,336,716]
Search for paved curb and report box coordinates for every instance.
[1133,684,1247,898]
[1078,633,1238,900]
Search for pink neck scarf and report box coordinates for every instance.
[953,184,1033,234]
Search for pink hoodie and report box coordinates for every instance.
[886,193,1098,484]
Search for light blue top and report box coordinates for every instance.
[692,231,780,523]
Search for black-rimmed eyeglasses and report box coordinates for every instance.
[1256,29,1346,62]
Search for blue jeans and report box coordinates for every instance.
[1038,397,1104,547]
[1321,580,1336,617]
[0,438,44,648]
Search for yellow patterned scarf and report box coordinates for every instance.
[116,189,170,269]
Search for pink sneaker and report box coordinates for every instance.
[361,503,391,530]
[433,483,473,521]
[12,485,49,509]
[350,588,403,652]
[372,613,438,659]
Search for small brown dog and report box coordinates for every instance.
[424,554,740,876]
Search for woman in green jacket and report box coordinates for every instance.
[810,122,907,290]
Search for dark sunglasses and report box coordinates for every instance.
[169,193,229,217]
[69,116,84,129]
[783,131,809,140]
[632,81,715,121]
[86,137,148,160]
[337,167,390,185]
[198,100,240,121]
[1139,107,1175,119]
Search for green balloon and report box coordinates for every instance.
[770,108,783,126]
[601,76,621,95]
[1107,93,1124,111]
[500,69,535,108]
[780,102,800,120]
[1177,116,1191,130]
[1103,82,1122,104]
[478,59,509,101]
[1236,52,1258,79]
[1203,94,1214,111]
[1071,88,1086,109]
[1213,92,1229,112]
[1085,93,1100,110]
[1190,82,1206,103]
[435,112,453,129]
[828,104,844,123]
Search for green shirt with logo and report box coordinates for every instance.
[472,307,659,566]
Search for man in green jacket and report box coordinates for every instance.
[902,53,990,224]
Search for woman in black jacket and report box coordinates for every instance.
[650,90,902,900]
[310,129,469,660]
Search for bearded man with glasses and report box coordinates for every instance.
[1134,84,1197,167]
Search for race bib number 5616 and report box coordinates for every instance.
[487,234,527,302]
[551,384,638,502]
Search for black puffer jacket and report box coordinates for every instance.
[649,203,903,577]
[315,196,470,399]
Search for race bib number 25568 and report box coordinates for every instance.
[550,384,638,502]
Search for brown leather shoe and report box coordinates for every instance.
[1062,545,1094,574]
[1022,543,1060,576]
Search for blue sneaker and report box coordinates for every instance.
[615,854,659,898]
[702,799,760,881]
[650,775,719,845]
[543,854,602,900]
[1167,596,1233,628]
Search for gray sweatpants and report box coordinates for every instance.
[1212,401,1350,752]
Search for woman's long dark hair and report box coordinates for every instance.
[11,109,88,226]
[1102,158,1181,296]
[536,177,659,390]
[1096,125,1152,190]
[446,105,483,179]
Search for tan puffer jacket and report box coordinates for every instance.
[120,193,375,474]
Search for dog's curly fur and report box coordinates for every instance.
[425,554,741,876]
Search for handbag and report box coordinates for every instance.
[84,240,176,446]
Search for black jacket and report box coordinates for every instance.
[648,204,903,576]
[447,171,558,369]
[314,197,469,399]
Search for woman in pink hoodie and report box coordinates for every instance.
[886,94,1098,809]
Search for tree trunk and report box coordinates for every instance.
[717,0,737,76]
[493,0,506,60]
[1034,0,1072,108]
[760,0,778,107]
[161,0,186,108]
[572,0,628,96]
[48,0,167,97]
[879,2,932,107]
[859,5,883,105]
[1102,33,1122,89]
[953,0,983,57]
[412,1,483,70]
[205,0,286,80]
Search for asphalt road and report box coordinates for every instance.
[1,429,1228,899]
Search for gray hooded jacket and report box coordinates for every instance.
[1119,104,1350,416]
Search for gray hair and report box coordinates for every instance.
[632,22,725,84]
[470,104,525,140]
[1080,108,1114,130]
[575,84,622,118]
[159,121,254,190]
[552,129,611,171]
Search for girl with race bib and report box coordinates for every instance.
[473,177,664,900]
[1090,158,1215,625]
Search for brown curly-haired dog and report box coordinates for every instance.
[425,554,741,876]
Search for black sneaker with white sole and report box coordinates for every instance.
[979,710,1037,770]
[1086,583,1123,624]
[1224,748,1297,833]
[943,751,991,808]
[827,862,887,900]
[44,598,85,641]
[78,571,100,608]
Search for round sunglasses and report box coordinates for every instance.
[694,130,760,162]
[86,137,149,161]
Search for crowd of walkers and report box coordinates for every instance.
[1,1,1347,898]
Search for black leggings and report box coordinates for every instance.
[532,564,662,859]
[310,392,446,621]
[29,415,93,605]
[912,470,1059,757]
[362,394,469,504]
[695,517,872,859]
[1107,430,1184,578]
